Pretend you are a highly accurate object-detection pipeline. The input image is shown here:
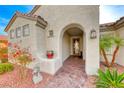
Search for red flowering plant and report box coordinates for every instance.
[47,50,54,59]
[8,43,35,64]
[8,42,35,79]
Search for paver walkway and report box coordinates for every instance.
[46,56,87,88]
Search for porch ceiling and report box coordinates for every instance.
[66,27,83,36]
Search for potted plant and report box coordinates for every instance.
[47,50,54,59]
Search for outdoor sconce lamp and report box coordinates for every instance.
[90,29,97,39]
[48,30,54,38]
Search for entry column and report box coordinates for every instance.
[85,29,100,75]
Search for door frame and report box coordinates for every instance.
[72,37,80,56]
[70,36,82,56]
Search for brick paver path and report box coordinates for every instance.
[46,56,87,88]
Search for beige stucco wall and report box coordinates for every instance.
[8,17,36,49]
[8,17,37,59]
[33,5,100,75]
[62,32,71,62]
[35,26,46,58]
[116,27,124,66]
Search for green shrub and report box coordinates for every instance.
[96,69,124,88]
[0,63,14,74]
[1,58,8,63]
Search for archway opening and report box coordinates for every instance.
[62,27,84,62]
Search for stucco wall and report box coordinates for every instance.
[8,17,37,63]
[116,27,124,66]
[8,17,36,48]
[83,33,86,60]
[62,32,71,62]
[35,26,46,58]
[33,5,99,54]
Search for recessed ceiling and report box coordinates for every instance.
[65,27,83,36]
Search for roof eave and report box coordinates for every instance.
[4,12,48,32]
[4,14,17,32]
[100,16,124,32]
[36,17,48,29]
[29,5,41,15]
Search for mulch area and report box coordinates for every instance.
[83,62,124,88]
[100,62,124,74]
[0,64,53,88]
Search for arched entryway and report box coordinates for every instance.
[46,24,87,87]
[59,23,86,70]
[58,23,99,75]
[62,27,84,61]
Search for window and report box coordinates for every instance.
[16,27,21,38]
[23,24,30,36]
[10,29,15,39]
[23,47,31,53]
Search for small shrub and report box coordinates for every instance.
[96,69,124,88]
[0,65,5,74]
[9,43,35,79]
[1,58,8,63]
[0,63,14,74]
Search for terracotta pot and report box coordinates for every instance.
[47,53,53,59]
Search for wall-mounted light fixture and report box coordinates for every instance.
[90,29,97,39]
[48,30,54,38]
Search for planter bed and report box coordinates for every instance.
[0,64,52,88]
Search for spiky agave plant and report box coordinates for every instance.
[96,69,124,88]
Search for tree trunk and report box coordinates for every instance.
[110,46,119,66]
[101,48,110,67]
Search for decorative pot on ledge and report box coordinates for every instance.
[46,50,54,59]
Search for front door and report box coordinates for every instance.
[72,38,80,56]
